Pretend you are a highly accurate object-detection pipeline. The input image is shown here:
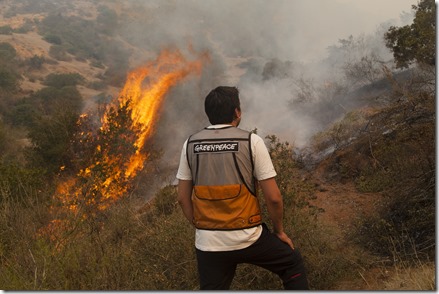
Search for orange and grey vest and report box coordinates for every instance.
[186,126,262,230]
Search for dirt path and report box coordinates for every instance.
[311,180,382,234]
[308,177,387,290]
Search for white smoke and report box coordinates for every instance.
[115,0,415,163]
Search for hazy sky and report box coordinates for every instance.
[254,0,417,61]
[127,0,416,63]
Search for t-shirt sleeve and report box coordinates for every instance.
[251,134,277,181]
[176,139,192,180]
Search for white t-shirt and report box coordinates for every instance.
[176,124,277,251]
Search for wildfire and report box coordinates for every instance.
[51,48,208,218]
[118,49,205,178]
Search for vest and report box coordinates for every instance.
[186,126,262,230]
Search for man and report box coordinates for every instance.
[176,86,309,290]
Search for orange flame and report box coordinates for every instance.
[47,48,208,228]
[93,49,206,206]
[119,49,205,178]
[39,48,208,247]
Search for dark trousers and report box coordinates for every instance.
[195,223,309,290]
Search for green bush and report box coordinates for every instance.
[26,85,83,116]
[37,12,130,86]
[0,25,13,35]
[39,13,103,61]
[26,108,81,175]
[44,73,84,88]
[43,34,62,45]
[0,69,20,92]
[9,99,38,127]
[0,42,17,61]
[13,19,34,34]
[27,55,45,70]
[48,45,71,61]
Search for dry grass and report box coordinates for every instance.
[382,261,435,290]
[0,159,362,291]
[0,130,435,290]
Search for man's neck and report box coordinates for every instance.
[208,124,233,129]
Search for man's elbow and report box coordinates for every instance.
[265,192,283,206]
[259,178,283,205]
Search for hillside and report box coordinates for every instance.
[0,0,178,100]
[0,0,435,290]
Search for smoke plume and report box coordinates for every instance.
[114,0,414,168]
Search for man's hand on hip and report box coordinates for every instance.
[276,231,295,250]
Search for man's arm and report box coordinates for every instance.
[177,179,194,225]
[259,177,295,250]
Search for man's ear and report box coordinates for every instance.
[234,108,241,119]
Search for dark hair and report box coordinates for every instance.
[204,86,240,124]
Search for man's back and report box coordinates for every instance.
[176,86,309,290]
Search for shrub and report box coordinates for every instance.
[0,42,17,61]
[88,80,106,90]
[265,135,364,289]
[26,107,81,175]
[357,171,435,261]
[8,100,36,127]
[27,55,45,70]
[0,25,13,35]
[0,163,45,204]
[43,34,62,45]
[0,132,363,290]
[0,69,20,92]
[152,185,178,216]
[13,19,35,34]
[48,45,71,61]
[351,67,435,263]
[44,73,85,88]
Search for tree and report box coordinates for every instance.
[49,45,71,61]
[0,69,20,92]
[0,42,20,93]
[23,84,83,175]
[0,25,13,35]
[0,42,17,61]
[43,33,62,45]
[26,107,80,175]
[385,0,436,68]
[67,99,141,212]
[27,55,45,70]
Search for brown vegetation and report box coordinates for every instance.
[0,0,435,290]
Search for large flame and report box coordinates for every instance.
[119,49,205,178]
[53,48,208,216]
